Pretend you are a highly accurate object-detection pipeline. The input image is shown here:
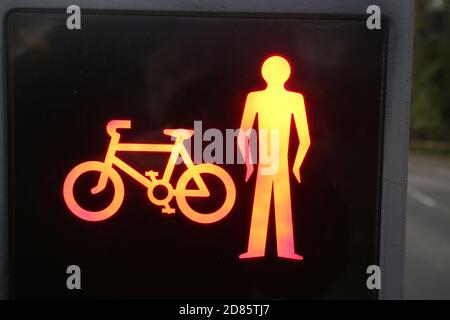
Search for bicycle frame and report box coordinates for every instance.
[91,120,208,197]
[63,120,235,223]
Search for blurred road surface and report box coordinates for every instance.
[405,153,450,299]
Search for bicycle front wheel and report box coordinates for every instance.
[176,164,236,224]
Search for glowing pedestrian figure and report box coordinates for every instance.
[238,56,311,260]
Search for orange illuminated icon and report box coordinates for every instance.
[63,121,236,223]
[238,56,311,261]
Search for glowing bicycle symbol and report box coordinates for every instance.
[63,120,236,223]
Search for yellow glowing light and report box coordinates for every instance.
[238,56,311,261]
[63,121,236,223]
[63,55,309,262]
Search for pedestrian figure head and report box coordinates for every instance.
[261,56,291,88]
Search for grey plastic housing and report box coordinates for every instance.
[0,0,414,300]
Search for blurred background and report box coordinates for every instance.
[404,0,450,299]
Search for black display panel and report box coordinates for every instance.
[7,10,387,299]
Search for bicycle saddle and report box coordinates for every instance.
[163,129,194,139]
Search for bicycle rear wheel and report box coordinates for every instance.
[63,161,124,221]
[176,164,236,224]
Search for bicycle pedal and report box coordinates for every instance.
[162,207,176,214]
[145,170,159,179]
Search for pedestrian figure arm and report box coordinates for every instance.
[238,94,257,182]
[292,95,310,183]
